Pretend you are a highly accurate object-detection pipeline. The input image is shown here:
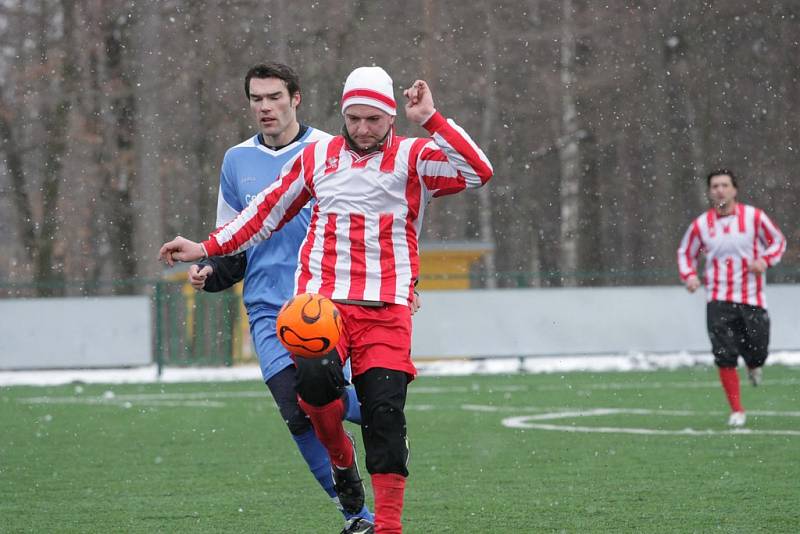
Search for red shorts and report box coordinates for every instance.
[334,303,416,379]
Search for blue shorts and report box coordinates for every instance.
[248,306,352,383]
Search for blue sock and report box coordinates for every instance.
[344,505,374,522]
[292,428,336,498]
[292,428,373,521]
[343,386,362,425]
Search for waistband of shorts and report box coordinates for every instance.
[332,299,386,308]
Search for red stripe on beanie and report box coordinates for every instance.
[342,89,397,110]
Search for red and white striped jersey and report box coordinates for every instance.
[202,111,493,306]
[677,203,786,308]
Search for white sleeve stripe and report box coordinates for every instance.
[215,186,239,227]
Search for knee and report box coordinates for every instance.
[294,351,347,407]
[266,367,313,436]
[283,405,313,436]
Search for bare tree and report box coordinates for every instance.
[2,0,798,293]
[130,0,163,280]
[557,0,581,285]
[476,5,499,288]
[0,0,80,295]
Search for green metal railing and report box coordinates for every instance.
[153,280,240,372]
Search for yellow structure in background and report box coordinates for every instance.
[230,283,250,364]
[417,241,493,290]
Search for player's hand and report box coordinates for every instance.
[748,258,768,274]
[403,80,436,125]
[684,275,701,293]
[411,290,422,315]
[159,236,205,266]
[188,264,213,290]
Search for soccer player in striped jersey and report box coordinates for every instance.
[677,169,786,427]
[161,66,493,533]
[186,63,374,534]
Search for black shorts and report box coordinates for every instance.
[706,300,770,368]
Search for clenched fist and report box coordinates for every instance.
[159,236,206,266]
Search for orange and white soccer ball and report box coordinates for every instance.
[276,293,342,358]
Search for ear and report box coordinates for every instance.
[291,91,301,109]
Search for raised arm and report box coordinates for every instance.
[404,80,493,197]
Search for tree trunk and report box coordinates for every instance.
[478,5,498,288]
[34,0,78,296]
[131,1,163,281]
[558,0,580,285]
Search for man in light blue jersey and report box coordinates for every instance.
[187,62,374,534]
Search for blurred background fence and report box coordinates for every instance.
[1,258,798,372]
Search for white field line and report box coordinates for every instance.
[19,397,229,408]
[503,422,800,436]
[537,378,800,391]
[13,384,525,408]
[501,408,800,436]
[411,385,528,394]
[19,390,267,403]
[464,404,800,417]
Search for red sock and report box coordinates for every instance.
[718,367,743,412]
[372,473,406,534]
[297,397,353,467]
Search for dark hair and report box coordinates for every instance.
[244,62,301,100]
[706,168,738,189]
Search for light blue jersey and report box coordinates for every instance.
[215,126,330,380]
[216,127,329,311]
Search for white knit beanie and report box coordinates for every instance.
[341,66,397,116]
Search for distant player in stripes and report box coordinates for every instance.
[160,66,493,533]
[677,169,786,427]
[185,62,374,534]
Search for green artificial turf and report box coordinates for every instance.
[2,366,798,533]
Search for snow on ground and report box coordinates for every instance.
[2,351,799,387]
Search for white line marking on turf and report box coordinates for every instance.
[14,385,527,408]
[501,408,800,436]
[16,390,266,408]
[503,422,800,436]
[465,404,800,417]
[17,396,230,408]
[537,378,800,391]
[411,385,528,394]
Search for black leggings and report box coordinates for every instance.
[265,365,313,436]
[294,354,411,477]
[353,368,410,477]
